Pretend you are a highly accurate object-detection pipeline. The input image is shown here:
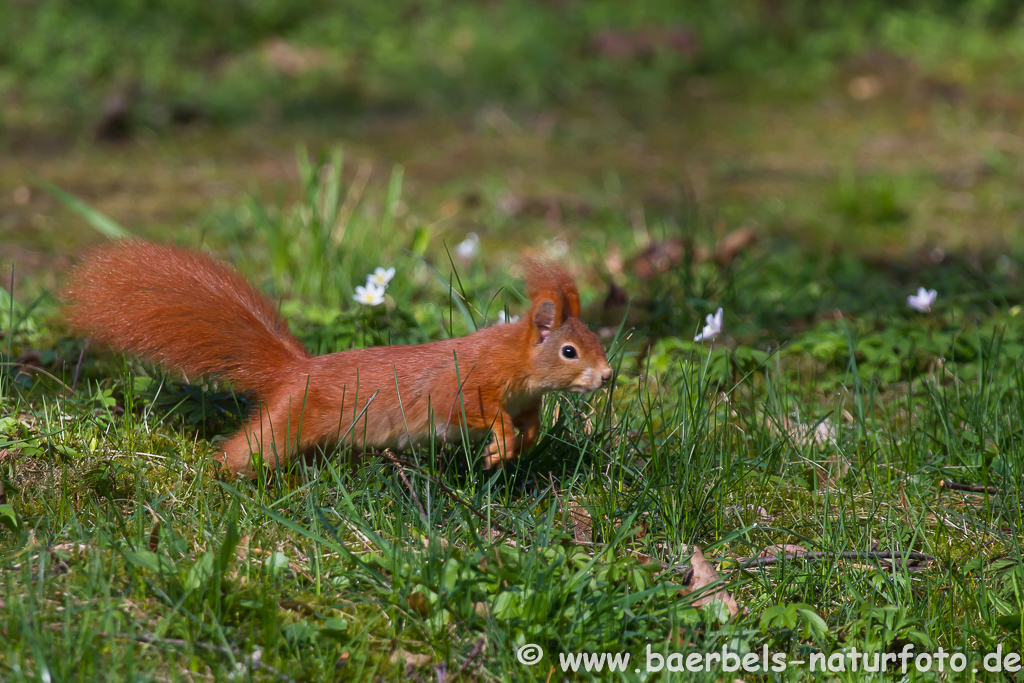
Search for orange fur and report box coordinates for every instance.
[524,258,581,323]
[63,241,613,477]
[63,241,309,397]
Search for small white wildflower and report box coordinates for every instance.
[496,310,520,325]
[693,307,723,343]
[367,266,395,288]
[455,232,480,260]
[227,649,263,680]
[353,282,385,306]
[543,238,569,259]
[907,287,937,313]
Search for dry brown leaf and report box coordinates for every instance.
[632,239,710,280]
[633,516,649,539]
[590,27,700,60]
[497,193,579,223]
[407,591,430,618]
[604,245,624,278]
[473,602,490,619]
[671,627,694,648]
[714,226,757,266]
[420,536,449,551]
[602,282,628,311]
[235,535,250,562]
[848,75,883,100]
[95,90,133,142]
[681,547,740,618]
[13,185,31,205]
[148,521,161,552]
[568,502,593,543]
[260,38,332,76]
[772,415,837,447]
[608,514,649,542]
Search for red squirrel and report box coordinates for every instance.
[62,241,612,477]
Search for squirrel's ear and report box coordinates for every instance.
[533,300,556,343]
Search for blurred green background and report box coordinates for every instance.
[6,0,1024,276]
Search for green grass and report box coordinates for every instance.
[7,3,1024,674]
[2,149,1024,681]
[6,0,1024,132]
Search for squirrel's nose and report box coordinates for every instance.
[600,366,613,384]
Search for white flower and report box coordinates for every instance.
[496,310,520,325]
[907,287,937,313]
[455,232,480,260]
[693,307,723,343]
[353,282,385,306]
[227,649,263,680]
[367,266,395,288]
[543,238,569,259]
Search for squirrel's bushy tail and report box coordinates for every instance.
[63,241,310,397]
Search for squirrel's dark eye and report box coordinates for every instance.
[561,345,578,359]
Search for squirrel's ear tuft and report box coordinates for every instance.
[523,258,581,324]
[533,300,556,343]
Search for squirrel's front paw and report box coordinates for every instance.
[483,440,506,469]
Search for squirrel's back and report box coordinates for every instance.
[63,241,309,396]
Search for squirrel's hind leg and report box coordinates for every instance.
[219,399,301,478]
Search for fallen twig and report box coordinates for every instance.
[738,550,934,570]
[456,637,487,679]
[938,480,1000,495]
[0,361,71,393]
[380,450,429,525]
[71,340,88,393]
